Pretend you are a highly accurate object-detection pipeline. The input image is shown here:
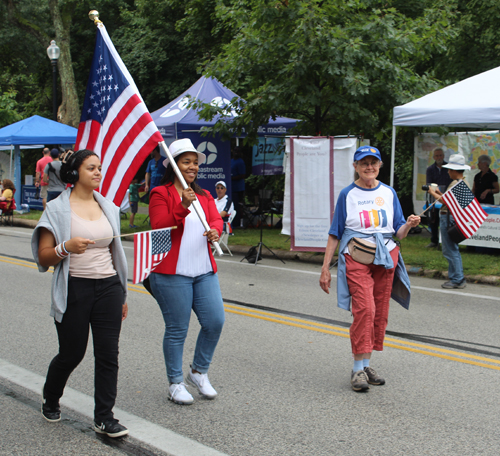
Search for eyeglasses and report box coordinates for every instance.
[216,186,225,190]
[357,160,381,169]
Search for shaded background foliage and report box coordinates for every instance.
[1,0,500,211]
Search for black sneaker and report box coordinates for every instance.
[41,388,61,423]
[93,419,129,438]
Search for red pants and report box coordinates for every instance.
[345,247,399,354]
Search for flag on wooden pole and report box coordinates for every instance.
[441,180,487,239]
[133,228,172,284]
[75,21,163,206]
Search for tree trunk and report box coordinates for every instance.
[49,0,80,127]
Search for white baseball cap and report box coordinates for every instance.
[215,181,226,188]
[163,138,206,168]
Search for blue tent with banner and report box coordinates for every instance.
[0,115,78,207]
[151,76,297,196]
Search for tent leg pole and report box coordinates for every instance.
[14,145,21,208]
[390,125,396,187]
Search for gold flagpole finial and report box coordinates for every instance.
[88,10,102,25]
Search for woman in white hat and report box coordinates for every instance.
[148,138,225,405]
[428,154,471,289]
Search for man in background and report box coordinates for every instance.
[231,146,246,228]
[215,181,234,223]
[144,145,166,195]
[43,148,65,202]
[425,147,452,247]
[35,148,53,210]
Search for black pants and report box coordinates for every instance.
[44,275,125,422]
[429,206,440,244]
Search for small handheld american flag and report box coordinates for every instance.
[441,180,487,239]
[133,228,172,284]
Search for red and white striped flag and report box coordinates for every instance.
[75,22,163,206]
[441,180,487,239]
[133,228,172,284]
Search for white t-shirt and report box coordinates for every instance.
[329,182,406,253]
[215,195,234,220]
[176,210,212,277]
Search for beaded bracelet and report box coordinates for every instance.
[54,243,69,259]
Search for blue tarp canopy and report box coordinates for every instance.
[0,115,77,207]
[151,76,297,138]
[0,115,77,146]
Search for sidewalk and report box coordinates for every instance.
[9,217,500,286]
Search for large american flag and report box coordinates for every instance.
[133,228,172,284]
[441,180,487,238]
[75,23,163,206]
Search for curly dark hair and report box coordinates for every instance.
[2,179,15,191]
[160,154,207,196]
[60,149,98,184]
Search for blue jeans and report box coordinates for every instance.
[150,272,225,384]
[440,214,464,284]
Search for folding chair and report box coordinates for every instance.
[0,191,16,227]
[217,211,236,256]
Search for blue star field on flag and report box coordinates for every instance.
[449,180,474,207]
[151,229,172,255]
[80,35,129,125]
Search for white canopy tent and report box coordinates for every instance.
[390,65,500,186]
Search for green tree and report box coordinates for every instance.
[434,0,500,81]
[0,90,22,127]
[189,0,457,145]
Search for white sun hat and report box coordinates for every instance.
[163,138,206,168]
[442,154,471,171]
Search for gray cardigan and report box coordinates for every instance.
[31,188,128,322]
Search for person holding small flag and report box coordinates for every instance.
[148,138,225,405]
[319,146,421,392]
[31,149,129,438]
[428,154,473,289]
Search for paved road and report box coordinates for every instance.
[1,226,499,456]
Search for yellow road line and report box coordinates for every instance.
[3,256,498,370]
[224,304,500,370]
[0,256,52,271]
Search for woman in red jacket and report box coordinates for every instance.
[149,139,225,405]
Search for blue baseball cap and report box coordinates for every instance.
[354,146,381,161]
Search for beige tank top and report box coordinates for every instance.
[69,210,116,279]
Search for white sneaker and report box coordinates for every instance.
[168,382,194,405]
[186,370,217,399]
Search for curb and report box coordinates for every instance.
[9,217,500,286]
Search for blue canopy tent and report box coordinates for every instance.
[152,76,297,138]
[0,115,78,207]
[151,76,297,195]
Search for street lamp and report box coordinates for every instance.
[46,40,60,121]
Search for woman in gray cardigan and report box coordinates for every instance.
[32,149,129,438]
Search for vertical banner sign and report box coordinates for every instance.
[252,137,285,175]
[182,132,232,199]
[290,137,334,251]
